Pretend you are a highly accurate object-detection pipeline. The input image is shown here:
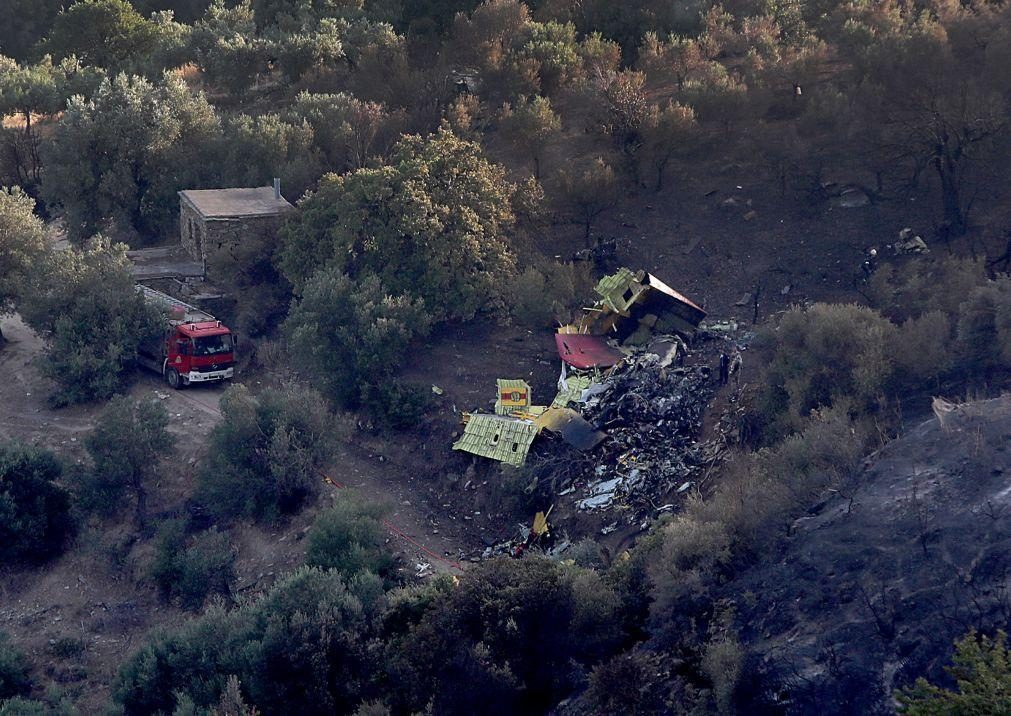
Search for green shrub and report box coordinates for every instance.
[566,539,608,570]
[510,261,593,328]
[47,638,85,661]
[283,270,431,408]
[148,521,235,611]
[113,568,385,715]
[0,442,72,564]
[897,629,1011,714]
[868,258,990,322]
[305,495,397,584]
[651,406,869,631]
[891,311,954,385]
[386,558,624,715]
[360,381,432,429]
[649,511,732,622]
[702,634,744,715]
[197,384,340,522]
[762,303,897,434]
[277,127,518,323]
[18,238,163,406]
[0,633,31,701]
[956,281,1011,377]
[0,186,48,325]
[42,73,220,243]
[80,395,173,528]
[586,651,699,715]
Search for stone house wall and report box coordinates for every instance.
[179,201,206,263]
[179,210,284,267]
[203,215,282,262]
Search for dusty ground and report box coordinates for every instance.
[0,315,486,710]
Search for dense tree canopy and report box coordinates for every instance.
[283,269,430,406]
[43,72,220,243]
[0,55,103,190]
[197,384,339,521]
[279,126,518,321]
[0,0,63,62]
[3,2,1011,715]
[113,567,386,715]
[45,0,164,71]
[83,395,174,528]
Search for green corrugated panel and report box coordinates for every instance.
[594,267,643,313]
[452,414,539,466]
[551,374,592,408]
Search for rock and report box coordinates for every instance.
[743,210,758,221]
[836,187,870,208]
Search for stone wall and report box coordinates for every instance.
[179,202,206,263]
[204,215,281,258]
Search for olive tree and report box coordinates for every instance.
[18,238,162,405]
[43,72,220,243]
[0,186,47,340]
[83,395,173,529]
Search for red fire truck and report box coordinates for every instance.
[136,285,235,389]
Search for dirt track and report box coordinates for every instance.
[0,313,477,710]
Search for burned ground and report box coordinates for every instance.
[730,395,1011,714]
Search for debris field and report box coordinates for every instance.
[451,267,748,546]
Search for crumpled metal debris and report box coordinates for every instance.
[518,343,717,519]
[535,408,606,451]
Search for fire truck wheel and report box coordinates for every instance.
[166,368,183,390]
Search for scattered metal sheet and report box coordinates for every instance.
[495,379,533,415]
[577,492,614,510]
[535,408,606,451]
[578,382,610,403]
[576,477,622,510]
[532,510,550,537]
[552,367,593,408]
[646,337,685,368]
[452,414,538,466]
[578,267,707,339]
[555,333,624,369]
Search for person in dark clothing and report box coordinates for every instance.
[719,353,730,385]
[861,247,878,278]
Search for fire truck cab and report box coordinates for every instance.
[136,285,236,389]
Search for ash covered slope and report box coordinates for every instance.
[735,395,1011,715]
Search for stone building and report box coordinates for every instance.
[178,183,294,269]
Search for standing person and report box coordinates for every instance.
[719,353,730,385]
[729,351,743,389]
[862,247,878,278]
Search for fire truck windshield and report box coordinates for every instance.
[193,334,233,356]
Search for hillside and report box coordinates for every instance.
[2,0,1011,713]
[734,396,1011,713]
